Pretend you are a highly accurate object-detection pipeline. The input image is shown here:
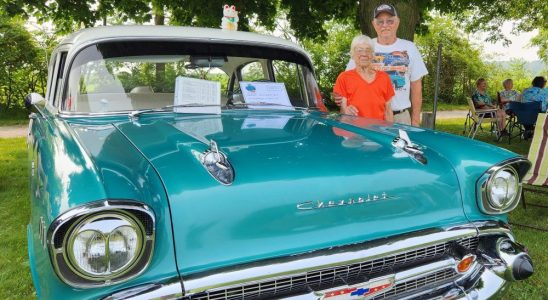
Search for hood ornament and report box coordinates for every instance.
[392,129,427,165]
[201,140,235,185]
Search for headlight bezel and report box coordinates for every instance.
[47,200,155,288]
[478,158,530,214]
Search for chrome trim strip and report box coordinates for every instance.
[58,110,175,118]
[182,227,478,294]
[393,258,456,283]
[103,277,183,300]
[106,259,460,300]
[475,220,513,239]
[104,221,512,300]
[47,199,156,288]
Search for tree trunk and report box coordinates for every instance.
[6,68,12,110]
[359,0,419,41]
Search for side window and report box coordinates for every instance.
[241,61,266,82]
[45,53,58,103]
[272,60,306,107]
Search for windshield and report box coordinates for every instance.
[63,41,323,113]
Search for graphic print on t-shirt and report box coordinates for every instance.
[372,51,410,91]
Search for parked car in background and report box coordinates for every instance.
[26,25,533,299]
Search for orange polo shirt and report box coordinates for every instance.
[333,70,395,120]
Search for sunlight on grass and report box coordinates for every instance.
[0,118,545,299]
[0,138,34,299]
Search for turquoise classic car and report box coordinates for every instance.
[26,26,533,300]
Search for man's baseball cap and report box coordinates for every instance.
[373,3,398,18]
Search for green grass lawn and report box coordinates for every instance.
[0,118,546,299]
[422,102,468,112]
[0,138,35,299]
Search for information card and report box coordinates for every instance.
[174,76,221,114]
[239,81,294,110]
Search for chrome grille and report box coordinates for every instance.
[371,269,456,300]
[183,237,478,300]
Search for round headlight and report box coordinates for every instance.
[108,226,139,272]
[71,230,108,275]
[65,212,144,279]
[486,167,520,211]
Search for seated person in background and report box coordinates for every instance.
[472,78,507,135]
[522,76,547,112]
[498,78,520,111]
[333,35,394,122]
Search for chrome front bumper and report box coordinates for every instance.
[104,221,532,300]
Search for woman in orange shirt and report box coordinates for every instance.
[333,35,394,121]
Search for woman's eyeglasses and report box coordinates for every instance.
[354,47,373,54]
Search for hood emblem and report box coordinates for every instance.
[297,193,396,210]
[392,129,427,165]
[201,140,235,185]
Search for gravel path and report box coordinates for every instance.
[0,125,27,138]
[432,110,468,119]
[0,110,469,138]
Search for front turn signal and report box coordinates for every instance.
[457,254,476,273]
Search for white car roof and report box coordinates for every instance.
[59,25,307,55]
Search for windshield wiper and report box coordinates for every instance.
[128,104,220,119]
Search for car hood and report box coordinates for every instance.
[110,110,482,275]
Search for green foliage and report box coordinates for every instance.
[434,0,547,45]
[169,0,278,32]
[301,21,359,108]
[279,0,355,41]
[415,14,539,106]
[530,28,547,63]
[0,108,29,126]
[4,0,546,45]
[0,14,47,111]
[415,14,488,105]
[485,59,533,97]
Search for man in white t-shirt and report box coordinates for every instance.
[344,4,428,126]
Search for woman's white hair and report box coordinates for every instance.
[350,35,375,55]
[502,78,513,88]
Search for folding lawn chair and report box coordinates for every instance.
[464,97,498,139]
[505,101,541,144]
[521,113,548,208]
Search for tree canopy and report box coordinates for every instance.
[0,12,47,110]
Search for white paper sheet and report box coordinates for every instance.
[239,81,294,110]
[174,76,221,114]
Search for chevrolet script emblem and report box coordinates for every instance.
[297,193,396,210]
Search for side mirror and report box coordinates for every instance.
[24,93,45,109]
